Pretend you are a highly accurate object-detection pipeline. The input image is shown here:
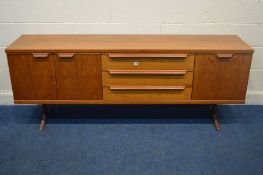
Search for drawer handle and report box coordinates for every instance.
[109,70,187,75]
[109,86,186,90]
[32,53,49,58]
[108,53,188,58]
[58,53,75,58]
[216,53,233,58]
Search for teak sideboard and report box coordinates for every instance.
[6,35,254,131]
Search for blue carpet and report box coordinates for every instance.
[0,105,263,175]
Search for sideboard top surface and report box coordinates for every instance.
[6,34,253,53]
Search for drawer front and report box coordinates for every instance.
[102,71,193,86]
[103,86,192,100]
[102,53,195,70]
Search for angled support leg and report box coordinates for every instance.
[39,104,48,131]
[211,104,221,131]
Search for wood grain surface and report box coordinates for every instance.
[7,54,57,100]
[103,86,192,100]
[6,35,253,53]
[192,53,252,100]
[102,54,195,70]
[14,99,245,104]
[54,54,102,100]
[102,71,193,86]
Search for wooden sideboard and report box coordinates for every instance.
[6,35,253,131]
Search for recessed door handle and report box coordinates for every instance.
[109,86,186,90]
[58,53,75,58]
[108,70,187,75]
[108,53,188,58]
[216,53,233,58]
[32,53,49,58]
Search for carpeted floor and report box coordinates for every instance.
[0,104,263,175]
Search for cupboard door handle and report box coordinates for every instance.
[216,53,233,58]
[109,86,186,90]
[108,53,188,58]
[58,53,75,58]
[32,53,49,58]
[108,70,187,75]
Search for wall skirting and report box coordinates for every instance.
[0,90,13,104]
[246,91,263,105]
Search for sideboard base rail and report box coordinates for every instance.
[38,104,221,132]
[15,100,245,104]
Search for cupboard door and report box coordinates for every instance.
[55,53,102,100]
[8,54,57,100]
[192,53,252,100]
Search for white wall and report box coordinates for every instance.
[0,0,263,104]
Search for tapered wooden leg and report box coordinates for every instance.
[39,104,48,131]
[211,104,221,131]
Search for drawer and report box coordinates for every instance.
[103,86,192,100]
[102,70,193,86]
[102,53,195,70]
